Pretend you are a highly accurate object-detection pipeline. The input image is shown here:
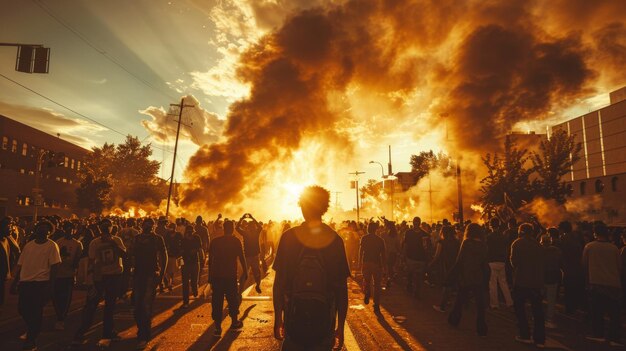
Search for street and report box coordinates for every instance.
[0,263,619,351]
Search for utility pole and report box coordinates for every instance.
[166,97,194,217]
[333,191,342,210]
[349,171,365,223]
[421,172,440,224]
[456,160,464,224]
[388,145,394,221]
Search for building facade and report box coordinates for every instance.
[553,87,626,225]
[0,115,90,218]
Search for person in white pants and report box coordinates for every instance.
[486,218,513,308]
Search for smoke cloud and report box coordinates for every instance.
[180,0,626,216]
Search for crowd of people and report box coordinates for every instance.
[0,185,625,350]
[348,214,626,348]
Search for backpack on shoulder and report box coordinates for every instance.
[285,229,335,346]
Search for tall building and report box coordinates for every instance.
[0,115,90,218]
[552,86,626,225]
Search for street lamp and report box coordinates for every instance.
[369,161,387,179]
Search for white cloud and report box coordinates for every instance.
[140,94,224,147]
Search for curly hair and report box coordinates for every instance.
[298,185,331,218]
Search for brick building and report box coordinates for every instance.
[0,115,90,218]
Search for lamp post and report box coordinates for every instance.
[33,149,49,222]
[369,160,393,219]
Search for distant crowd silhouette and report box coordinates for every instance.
[1,185,625,350]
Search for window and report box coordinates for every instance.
[70,159,75,169]
[64,156,69,168]
[62,178,67,183]
[69,179,73,184]
[595,180,604,193]
[580,181,586,196]
[11,140,17,153]
[566,184,573,196]
[24,196,31,206]
[21,143,27,156]
[28,170,34,176]
[55,176,61,182]
[612,177,619,192]
[77,161,81,171]
[19,169,25,174]
[1,136,7,150]
[16,196,25,206]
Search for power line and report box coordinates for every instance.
[0,72,172,154]
[31,0,178,101]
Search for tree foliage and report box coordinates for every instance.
[479,137,534,215]
[76,135,164,212]
[410,150,454,182]
[530,129,582,203]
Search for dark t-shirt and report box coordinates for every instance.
[164,231,183,258]
[273,223,350,289]
[209,235,244,281]
[237,225,261,257]
[486,230,508,262]
[360,234,385,264]
[133,233,167,277]
[195,224,210,251]
[182,234,202,266]
[404,228,428,261]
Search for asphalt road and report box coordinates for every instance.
[0,265,621,350]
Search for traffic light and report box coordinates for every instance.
[47,152,65,167]
[15,45,50,74]
[15,46,34,73]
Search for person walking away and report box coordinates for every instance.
[131,218,167,350]
[583,221,623,346]
[181,225,203,308]
[430,225,460,313]
[447,223,489,337]
[621,232,626,307]
[486,218,513,309]
[236,213,263,293]
[163,223,182,292]
[382,219,400,288]
[119,218,139,301]
[558,221,584,315]
[541,230,562,329]
[53,221,83,330]
[403,217,429,299]
[359,221,386,314]
[0,217,20,309]
[73,219,126,348]
[510,223,545,347]
[273,186,350,350]
[209,220,247,336]
[194,216,210,257]
[10,220,61,351]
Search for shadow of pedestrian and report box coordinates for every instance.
[375,313,414,351]
[186,304,256,351]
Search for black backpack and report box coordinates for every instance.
[285,238,334,346]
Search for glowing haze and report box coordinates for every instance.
[166,0,626,220]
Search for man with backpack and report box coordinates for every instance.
[273,185,350,350]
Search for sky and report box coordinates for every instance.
[1,0,625,220]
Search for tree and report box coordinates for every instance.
[77,135,164,212]
[479,137,533,216]
[76,174,112,213]
[410,150,454,183]
[530,129,582,203]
